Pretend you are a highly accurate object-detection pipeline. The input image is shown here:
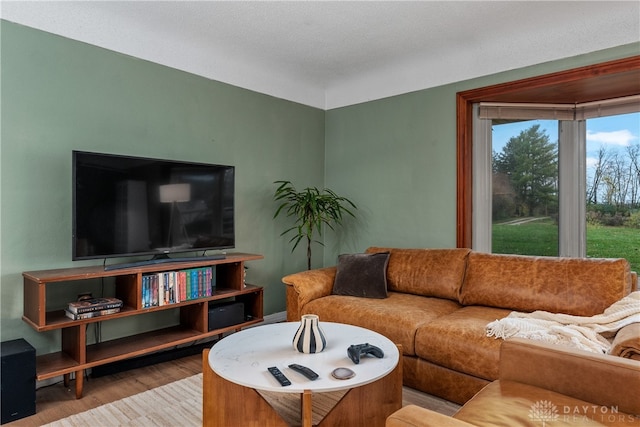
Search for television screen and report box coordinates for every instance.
[73,151,235,261]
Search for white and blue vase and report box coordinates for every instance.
[292,314,327,354]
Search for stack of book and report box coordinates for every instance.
[65,297,123,320]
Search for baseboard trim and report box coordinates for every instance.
[262,310,287,325]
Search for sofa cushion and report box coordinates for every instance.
[366,247,471,301]
[404,356,490,405]
[301,292,462,356]
[332,252,390,299]
[415,306,511,380]
[460,252,633,316]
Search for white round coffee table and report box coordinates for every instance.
[209,321,399,392]
[204,321,402,427]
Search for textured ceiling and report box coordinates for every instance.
[2,1,639,109]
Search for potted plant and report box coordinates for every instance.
[273,180,357,270]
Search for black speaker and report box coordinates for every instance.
[1,339,36,424]
[208,302,244,331]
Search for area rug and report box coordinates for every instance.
[42,373,347,426]
[44,373,458,426]
[43,374,204,426]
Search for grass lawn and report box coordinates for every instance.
[492,218,639,272]
[586,225,640,272]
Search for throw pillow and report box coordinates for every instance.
[332,252,390,299]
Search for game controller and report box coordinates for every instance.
[347,343,384,364]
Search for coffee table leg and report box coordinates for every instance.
[318,345,403,427]
[302,390,313,427]
[202,349,289,427]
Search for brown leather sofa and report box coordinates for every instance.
[283,247,638,404]
[386,338,640,427]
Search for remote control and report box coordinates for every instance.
[288,364,319,380]
[267,366,291,386]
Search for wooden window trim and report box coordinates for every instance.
[456,55,640,248]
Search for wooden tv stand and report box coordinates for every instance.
[23,253,263,398]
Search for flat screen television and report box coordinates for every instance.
[73,151,234,269]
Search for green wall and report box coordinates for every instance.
[0,21,325,352]
[324,87,459,253]
[1,20,638,356]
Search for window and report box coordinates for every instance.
[456,56,640,254]
[483,118,560,256]
[585,112,640,265]
[473,100,638,258]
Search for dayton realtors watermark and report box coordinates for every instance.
[529,400,638,425]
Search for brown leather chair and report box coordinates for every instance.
[387,337,640,427]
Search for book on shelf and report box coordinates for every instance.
[142,266,215,307]
[65,307,121,320]
[67,297,124,314]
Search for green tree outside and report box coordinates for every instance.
[493,124,558,219]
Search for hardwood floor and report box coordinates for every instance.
[7,353,202,426]
[8,351,460,426]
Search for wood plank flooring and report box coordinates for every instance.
[7,353,202,426]
[7,352,460,426]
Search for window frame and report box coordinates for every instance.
[456,55,640,249]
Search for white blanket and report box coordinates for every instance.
[486,291,640,354]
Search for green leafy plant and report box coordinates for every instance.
[273,180,357,270]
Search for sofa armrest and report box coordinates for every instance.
[386,405,475,427]
[499,337,640,415]
[282,267,337,321]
